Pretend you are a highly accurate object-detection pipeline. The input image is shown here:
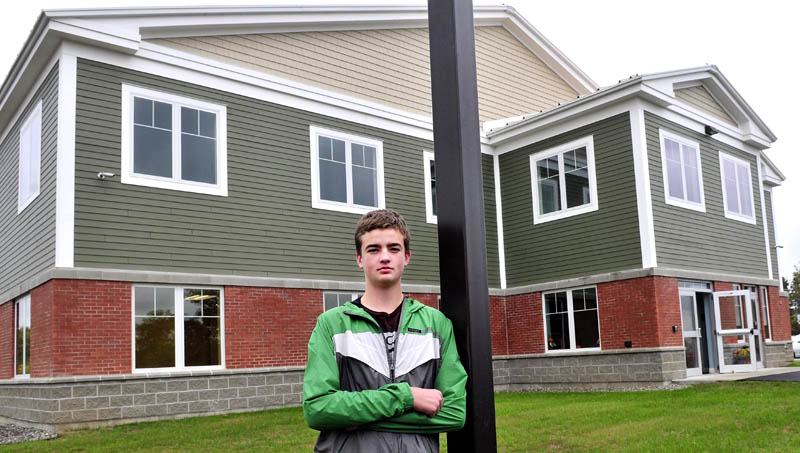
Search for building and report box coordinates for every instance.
[0,5,791,431]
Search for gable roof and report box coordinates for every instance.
[487,65,777,150]
[0,5,598,129]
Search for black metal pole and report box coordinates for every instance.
[427,1,497,451]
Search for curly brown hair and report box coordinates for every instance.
[354,209,411,255]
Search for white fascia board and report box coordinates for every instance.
[49,18,140,54]
[760,152,785,185]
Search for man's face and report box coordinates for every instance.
[357,228,411,288]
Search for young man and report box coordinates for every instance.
[303,209,467,452]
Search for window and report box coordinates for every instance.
[761,287,771,341]
[718,151,755,224]
[659,130,705,212]
[18,101,42,213]
[15,295,31,377]
[310,126,384,215]
[423,151,437,224]
[529,136,597,224]
[323,292,361,311]
[133,286,224,371]
[543,287,600,352]
[121,85,227,196]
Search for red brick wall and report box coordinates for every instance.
[505,292,543,354]
[489,296,508,356]
[769,286,791,341]
[0,302,14,379]
[31,280,132,377]
[597,276,682,349]
[225,287,321,368]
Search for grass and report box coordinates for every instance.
[2,382,799,452]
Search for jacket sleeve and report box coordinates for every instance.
[365,316,468,433]
[302,317,416,431]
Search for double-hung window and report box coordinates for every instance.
[761,287,772,341]
[133,286,224,371]
[18,101,42,213]
[423,151,437,224]
[718,151,755,224]
[323,292,361,311]
[543,287,600,352]
[310,126,384,215]
[121,85,227,196]
[659,130,705,211]
[15,295,31,377]
[529,136,597,224]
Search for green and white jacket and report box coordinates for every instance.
[303,297,467,452]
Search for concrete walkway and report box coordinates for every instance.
[674,366,800,383]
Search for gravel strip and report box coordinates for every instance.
[0,424,58,445]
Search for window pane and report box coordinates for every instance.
[181,107,198,135]
[184,289,203,316]
[352,144,364,166]
[723,159,739,213]
[154,102,172,130]
[682,146,701,203]
[565,148,589,208]
[364,147,376,168]
[319,159,347,202]
[156,288,174,315]
[538,177,561,215]
[199,111,216,138]
[583,289,597,310]
[573,289,585,311]
[430,159,437,217]
[665,139,684,199]
[16,326,24,375]
[332,139,346,162]
[324,293,338,311]
[681,295,696,331]
[134,125,172,178]
[318,136,332,160]
[736,164,752,216]
[135,287,155,316]
[136,317,175,368]
[203,290,220,316]
[184,317,221,367]
[133,97,152,126]
[181,134,217,184]
[352,166,377,207]
[546,312,570,350]
[574,309,599,348]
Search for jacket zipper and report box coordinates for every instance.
[343,298,410,383]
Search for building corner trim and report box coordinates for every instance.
[493,153,507,289]
[630,106,657,268]
[55,52,76,268]
[756,154,773,279]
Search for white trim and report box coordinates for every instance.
[120,84,228,196]
[529,135,598,224]
[761,286,772,342]
[629,107,657,268]
[132,284,226,373]
[493,153,507,289]
[542,285,601,353]
[768,186,781,279]
[658,129,706,213]
[17,100,42,214]
[422,150,437,224]
[0,53,60,147]
[55,53,77,268]
[718,151,757,225]
[756,154,773,279]
[309,125,385,215]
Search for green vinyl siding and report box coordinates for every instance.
[74,59,500,287]
[645,112,768,277]
[499,113,641,287]
[764,190,779,277]
[0,64,58,296]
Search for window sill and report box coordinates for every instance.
[544,347,601,355]
[17,191,39,214]
[312,199,381,215]
[533,203,598,225]
[121,174,228,197]
[664,196,706,213]
[723,211,756,225]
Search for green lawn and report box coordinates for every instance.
[2,382,799,452]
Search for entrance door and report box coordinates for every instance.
[680,293,703,377]
[713,290,756,373]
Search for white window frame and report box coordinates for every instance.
[323,291,361,312]
[14,294,31,378]
[423,150,437,224]
[529,136,598,224]
[542,286,601,353]
[120,84,228,196]
[658,129,706,212]
[718,151,756,224]
[761,287,772,342]
[309,125,385,215]
[18,101,42,213]
[131,285,226,373]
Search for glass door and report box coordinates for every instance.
[713,290,756,373]
[680,292,703,377]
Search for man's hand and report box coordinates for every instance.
[410,387,443,417]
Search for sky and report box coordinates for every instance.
[1,0,797,284]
